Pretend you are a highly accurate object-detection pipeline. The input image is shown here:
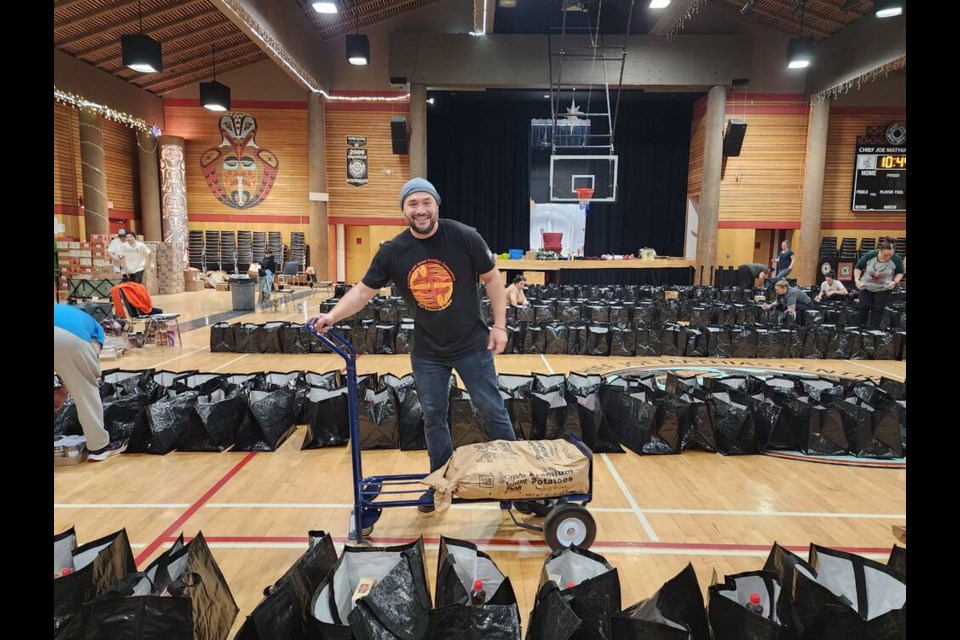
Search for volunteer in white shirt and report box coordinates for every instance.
[118,233,151,284]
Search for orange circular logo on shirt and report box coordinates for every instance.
[408,259,455,311]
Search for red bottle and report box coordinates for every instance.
[470,579,486,605]
[745,592,764,615]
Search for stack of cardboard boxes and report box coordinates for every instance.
[156,241,185,295]
[56,234,117,292]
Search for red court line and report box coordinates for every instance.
[763,451,904,468]
[167,534,891,556]
[134,452,257,566]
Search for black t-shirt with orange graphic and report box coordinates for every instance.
[362,219,496,360]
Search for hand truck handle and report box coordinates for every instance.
[304,323,356,362]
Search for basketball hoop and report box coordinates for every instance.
[576,187,594,209]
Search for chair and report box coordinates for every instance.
[275,261,307,288]
[116,287,182,348]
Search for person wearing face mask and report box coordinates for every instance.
[854,237,904,328]
[309,178,516,513]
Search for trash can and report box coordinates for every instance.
[229,275,256,310]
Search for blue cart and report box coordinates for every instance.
[306,325,597,550]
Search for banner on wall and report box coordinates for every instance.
[347,136,368,187]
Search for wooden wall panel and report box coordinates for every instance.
[163,104,309,226]
[822,110,907,226]
[344,225,371,284]
[324,107,410,217]
[54,102,80,209]
[102,118,140,215]
[717,229,755,269]
[717,111,808,222]
[687,97,706,198]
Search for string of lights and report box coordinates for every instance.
[812,56,906,103]
[55,88,159,134]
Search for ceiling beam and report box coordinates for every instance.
[764,0,848,28]
[134,41,259,88]
[149,52,267,94]
[73,8,222,58]
[54,0,92,11]
[57,0,206,48]
[106,33,248,76]
[648,0,700,36]
[54,0,140,32]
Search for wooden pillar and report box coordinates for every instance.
[137,129,162,241]
[694,85,725,285]
[409,83,427,178]
[78,107,109,238]
[308,93,330,280]
[798,99,830,286]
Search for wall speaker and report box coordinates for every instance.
[723,119,747,157]
[391,116,409,155]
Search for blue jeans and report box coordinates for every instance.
[775,268,792,280]
[412,348,516,472]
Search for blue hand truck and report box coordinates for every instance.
[306,324,597,550]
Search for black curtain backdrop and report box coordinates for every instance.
[427,94,696,257]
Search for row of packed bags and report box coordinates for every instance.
[54,368,904,459]
[481,298,905,331]
[237,533,521,640]
[54,527,238,640]
[210,320,906,361]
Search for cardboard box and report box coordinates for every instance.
[216,283,230,291]
[185,280,206,292]
[523,271,546,285]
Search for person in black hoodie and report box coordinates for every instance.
[259,249,276,308]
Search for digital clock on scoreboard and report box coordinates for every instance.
[852,146,906,211]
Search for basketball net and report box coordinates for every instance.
[576,187,594,212]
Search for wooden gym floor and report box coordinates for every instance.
[54,289,906,636]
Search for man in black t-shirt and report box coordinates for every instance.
[309,178,516,513]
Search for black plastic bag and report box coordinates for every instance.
[560,302,582,323]
[540,546,621,640]
[84,532,238,640]
[633,302,658,326]
[396,321,416,354]
[534,304,556,323]
[141,389,198,454]
[180,383,245,452]
[521,324,545,354]
[609,326,635,356]
[234,322,261,353]
[309,538,431,640]
[449,388,488,447]
[210,321,236,352]
[526,580,582,640]
[567,323,589,355]
[823,396,902,458]
[616,391,676,455]
[358,382,400,450]
[802,326,832,359]
[611,563,709,640]
[730,326,759,358]
[756,328,791,359]
[375,324,398,355]
[234,386,298,451]
[879,377,906,401]
[706,326,732,358]
[499,374,534,440]
[634,325,662,356]
[426,605,521,640]
[684,327,708,357]
[728,390,783,453]
[302,386,350,449]
[236,531,339,640]
[677,393,717,452]
[531,390,573,441]
[435,536,517,607]
[544,323,569,355]
[792,545,906,640]
[710,393,758,455]
[383,373,426,451]
[258,321,286,353]
[660,323,685,356]
[708,570,783,640]
[887,545,906,582]
[54,529,137,640]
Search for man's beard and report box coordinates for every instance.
[408,216,436,235]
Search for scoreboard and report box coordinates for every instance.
[852,123,906,212]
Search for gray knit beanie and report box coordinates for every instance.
[399,178,441,209]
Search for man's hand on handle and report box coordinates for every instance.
[308,313,336,333]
